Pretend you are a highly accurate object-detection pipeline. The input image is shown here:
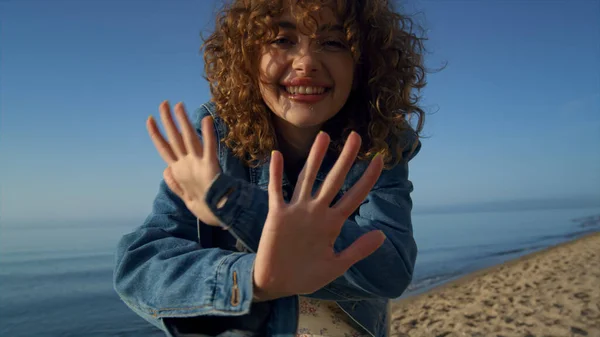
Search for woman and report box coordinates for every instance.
[114,0,426,336]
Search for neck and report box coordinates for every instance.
[273,117,320,170]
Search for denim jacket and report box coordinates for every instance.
[113,101,421,337]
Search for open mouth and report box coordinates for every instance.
[280,85,332,96]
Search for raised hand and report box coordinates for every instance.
[253,132,386,301]
[147,101,222,226]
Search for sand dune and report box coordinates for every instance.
[390,232,600,337]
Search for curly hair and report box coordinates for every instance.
[202,0,427,167]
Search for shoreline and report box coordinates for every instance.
[390,232,600,336]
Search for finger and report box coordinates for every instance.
[201,116,217,161]
[159,101,186,157]
[163,167,185,197]
[147,115,177,164]
[292,132,330,202]
[174,102,203,156]
[315,132,361,204]
[333,153,383,218]
[335,230,385,271]
[268,150,285,208]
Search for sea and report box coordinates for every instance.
[1,206,599,337]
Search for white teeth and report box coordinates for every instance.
[285,86,326,95]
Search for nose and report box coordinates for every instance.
[292,43,321,75]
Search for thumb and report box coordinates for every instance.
[335,230,385,271]
[163,167,185,197]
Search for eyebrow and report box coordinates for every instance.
[277,21,343,33]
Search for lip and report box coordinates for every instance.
[282,88,329,103]
[282,77,332,87]
[280,77,332,103]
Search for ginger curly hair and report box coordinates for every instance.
[202,0,427,167]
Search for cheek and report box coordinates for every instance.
[258,56,276,101]
[333,57,355,94]
[258,55,283,111]
[258,52,285,85]
[258,57,271,85]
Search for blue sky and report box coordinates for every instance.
[1,0,599,223]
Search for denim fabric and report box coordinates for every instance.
[113,101,420,337]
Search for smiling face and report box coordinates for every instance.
[258,4,355,133]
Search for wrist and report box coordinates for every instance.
[252,275,286,302]
[252,284,269,302]
[252,277,276,302]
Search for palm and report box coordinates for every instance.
[253,132,386,299]
[147,101,221,226]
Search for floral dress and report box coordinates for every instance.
[296,296,371,337]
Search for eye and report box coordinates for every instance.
[320,39,348,50]
[271,37,294,48]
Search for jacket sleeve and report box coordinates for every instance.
[113,105,258,330]
[113,180,257,330]
[206,136,421,301]
[114,181,255,328]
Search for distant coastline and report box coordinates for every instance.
[413,196,600,215]
[402,209,600,298]
[3,196,599,226]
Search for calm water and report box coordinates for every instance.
[407,207,600,295]
[1,207,599,336]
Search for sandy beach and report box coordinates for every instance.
[390,232,600,337]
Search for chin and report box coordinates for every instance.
[278,106,334,129]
